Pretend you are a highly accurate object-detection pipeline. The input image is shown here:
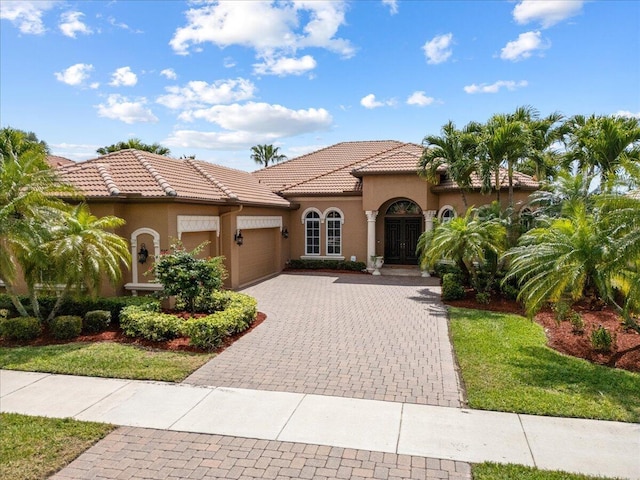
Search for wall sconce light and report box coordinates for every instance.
[137,243,149,264]
[282,227,289,239]
[234,230,244,246]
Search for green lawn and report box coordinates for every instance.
[0,413,114,480]
[0,342,214,382]
[473,463,623,480]
[449,307,640,423]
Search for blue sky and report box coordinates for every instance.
[1,0,639,171]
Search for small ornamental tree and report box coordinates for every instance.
[152,241,227,313]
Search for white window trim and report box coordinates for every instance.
[438,205,457,222]
[301,207,323,224]
[304,211,321,256]
[324,209,343,256]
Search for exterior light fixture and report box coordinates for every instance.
[137,243,149,264]
[234,230,244,246]
[282,227,289,239]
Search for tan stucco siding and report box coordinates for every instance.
[437,190,533,217]
[287,197,368,264]
[362,175,432,212]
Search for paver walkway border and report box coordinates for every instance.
[2,370,639,479]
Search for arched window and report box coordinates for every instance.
[520,207,534,231]
[326,211,342,255]
[305,211,321,255]
[439,206,456,223]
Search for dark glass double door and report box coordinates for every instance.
[384,217,421,264]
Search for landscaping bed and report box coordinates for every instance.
[445,293,640,373]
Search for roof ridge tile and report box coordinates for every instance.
[132,150,177,197]
[186,159,239,200]
[95,163,120,196]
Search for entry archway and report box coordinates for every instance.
[383,199,422,265]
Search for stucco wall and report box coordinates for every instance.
[362,175,433,212]
[436,190,534,218]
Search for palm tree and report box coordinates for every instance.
[0,128,74,316]
[564,115,640,193]
[504,200,613,318]
[527,170,595,218]
[419,121,477,209]
[520,111,566,182]
[97,138,171,156]
[417,207,507,289]
[250,144,287,168]
[42,203,130,322]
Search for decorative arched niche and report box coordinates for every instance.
[129,227,160,286]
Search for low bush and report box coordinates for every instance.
[287,259,367,271]
[50,316,83,340]
[0,316,42,341]
[590,325,614,352]
[442,273,465,301]
[475,292,491,305]
[0,309,8,320]
[120,302,182,341]
[569,311,585,334]
[434,261,463,280]
[189,290,233,314]
[183,292,257,350]
[83,310,111,334]
[553,302,571,323]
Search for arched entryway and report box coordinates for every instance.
[384,200,422,265]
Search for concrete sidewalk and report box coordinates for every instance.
[2,370,638,479]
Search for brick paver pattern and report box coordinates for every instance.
[52,427,472,480]
[185,273,462,407]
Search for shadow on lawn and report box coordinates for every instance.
[511,345,640,420]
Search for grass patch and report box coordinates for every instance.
[0,413,114,480]
[0,342,214,382]
[449,307,640,422]
[473,462,622,479]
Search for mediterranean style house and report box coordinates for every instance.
[24,140,537,295]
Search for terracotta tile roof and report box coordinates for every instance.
[47,155,74,168]
[352,144,423,175]
[253,140,404,194]
[431,168,539,191]
[57,149,290,207]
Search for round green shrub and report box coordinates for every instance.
[120,304,182,341]
[50,315,83,340]
[83,310,111,333]
[0,316,41,341]
[442,273,465,301]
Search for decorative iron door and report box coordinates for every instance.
[384,218,421,264]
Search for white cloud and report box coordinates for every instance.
[54,63,93,86]
[513,0,584,28]
[50,142,101,161]
[89,82,100,89]
[615,110,640,119]
[170,1,354,60]
[223,57,236,68]
[165,102,332,151]
[96,94,158,124]
[360,93,395,109]
[423,33,453,64]
[464,80,528,94]
[500,31,549,61]
[160,68,177,80]
[253,55,317,76]
[107,16,143,33]
[157,78,256,110]
[178,102,332,136]
[59,11,92,38]
[382,0,398,15]
[109,66,138,87]
[0,0,59,34]
[406,91,435,107]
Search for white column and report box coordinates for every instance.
[365,210,378,271]
[421,210,437,277]
[424,210,437,231]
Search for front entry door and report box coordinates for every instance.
[384,218,421,264]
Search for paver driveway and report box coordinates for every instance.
[185,273,462,407]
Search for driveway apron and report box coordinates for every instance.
[184,273,462,407]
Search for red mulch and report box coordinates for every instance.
[445,292,640,373]
[0,312,267,354]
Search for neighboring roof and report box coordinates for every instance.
[47,155,74,168]
[57,149,290,207]
[431,169,539,192]
[253,141,416,195]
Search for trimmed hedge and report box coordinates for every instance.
[287,259,367,271]
[183,292,257,350]
[0,316,41,341]
[83,310,111,334]
[0,294,155,325]
[50,315,82,340]
[120,302,183,342]
[442,273,465,301]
